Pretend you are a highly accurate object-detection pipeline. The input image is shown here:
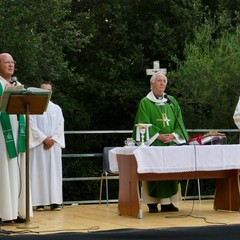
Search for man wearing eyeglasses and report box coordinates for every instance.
[0,53,31,225]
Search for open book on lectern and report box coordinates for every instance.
[0,85,52,114]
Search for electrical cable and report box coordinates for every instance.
[0,225,100,235]
[165,144,227,225]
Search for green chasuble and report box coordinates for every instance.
[132,92,188,199]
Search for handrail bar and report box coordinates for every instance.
[62,129,240,205]
[64,129,240,134]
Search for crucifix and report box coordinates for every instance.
[146,61,167,76]
[157,113,171,127]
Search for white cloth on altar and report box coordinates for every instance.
[109,144,240,174]
[195,144,240,171]
[109,147,138,173]
[30,101,65,206]
[134,145,195,173]
[0,77,32,220]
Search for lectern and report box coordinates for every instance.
[0,89,51,228]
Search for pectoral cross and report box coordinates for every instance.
[146,61,167,75]
[157,113,170,127]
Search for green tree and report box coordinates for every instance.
[2,0,240,201]
[67,0,205,130]
[0,0,91,130]
[170,14,240,131]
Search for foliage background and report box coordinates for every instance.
[1,0,240,201]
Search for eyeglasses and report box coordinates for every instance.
[3,61,16,65]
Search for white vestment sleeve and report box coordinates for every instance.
[51,107,65,148]
[29,115,47,149]
[29,101,65,149]
[172,132,186,144]
[145,133,159,146]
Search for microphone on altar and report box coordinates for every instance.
[164,93,189,145]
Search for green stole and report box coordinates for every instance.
[0,83,26,159]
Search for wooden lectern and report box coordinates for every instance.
[0,89,51,228]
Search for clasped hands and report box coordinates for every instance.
[43,136,55,149]
[158,133,175,143]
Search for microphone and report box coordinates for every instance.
[10,76,19,121]
[10,76,17,86]
[165,94,189,145]
[164,93,175,105]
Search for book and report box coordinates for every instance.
[188,131,226,145]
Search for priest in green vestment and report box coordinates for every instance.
[0,53,31,225]
[132,71,188,213]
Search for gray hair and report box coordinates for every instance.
[150,71,168,89]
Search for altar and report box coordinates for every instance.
[109,144,240,218]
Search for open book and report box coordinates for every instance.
[0,86,52,113]
[4,84,51,93]
[188,131,227,145]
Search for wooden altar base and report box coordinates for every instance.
[116,154,240,218]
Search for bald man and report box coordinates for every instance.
[0,53,31,224]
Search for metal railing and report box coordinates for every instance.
[62,129,240,205]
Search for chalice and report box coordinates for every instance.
[135,123,152,147]
[139,126,146,146]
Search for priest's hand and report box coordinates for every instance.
[158,134,176,143]
[43,136,54,149]
[5,81,18,90]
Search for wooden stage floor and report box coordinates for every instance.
[1,199,240,235]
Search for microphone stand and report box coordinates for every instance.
[166,96,201,201]
[165,96,189,145]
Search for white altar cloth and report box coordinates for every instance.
[109,144,240,174]
[109,147,137,173]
